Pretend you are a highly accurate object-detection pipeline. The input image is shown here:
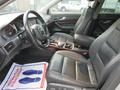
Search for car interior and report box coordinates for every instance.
[0,0,120,90]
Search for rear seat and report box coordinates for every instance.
[47,63,120,90]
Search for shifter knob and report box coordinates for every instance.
[58,42,65,47]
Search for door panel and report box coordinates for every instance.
[48,0,94,35]
[48,14,80,35]
[92,14,120,38]
[92,0,120,38]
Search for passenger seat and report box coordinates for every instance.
[50,7,95,48]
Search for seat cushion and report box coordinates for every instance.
[47,51,97,88]
[50,33,73,43]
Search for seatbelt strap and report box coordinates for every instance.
[92,0,105,20]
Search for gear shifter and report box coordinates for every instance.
[65,43,72,49]
[58,42,65,47]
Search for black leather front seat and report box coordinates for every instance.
[47,19,120,88]
[50,7,95,48]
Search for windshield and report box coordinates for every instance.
[0,0,51,13]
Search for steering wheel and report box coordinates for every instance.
[23,10,50,49]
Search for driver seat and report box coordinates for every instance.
[47,19,120,88]
[50,7,95,48]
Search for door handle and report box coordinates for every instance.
[103,20,112,24]
[59,17,66,20]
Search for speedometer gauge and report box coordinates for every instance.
[4,24,17,37]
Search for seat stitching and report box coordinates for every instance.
[75,61,77,80]
[61,56,64,75]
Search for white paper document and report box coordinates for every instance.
[0,62,48,90]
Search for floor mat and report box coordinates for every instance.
[12,47,55,64]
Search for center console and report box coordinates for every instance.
[49,40,88,57]
[49,41,74,50]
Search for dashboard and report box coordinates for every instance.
[0,13,51,71]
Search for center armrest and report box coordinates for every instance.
[74,34,95,48]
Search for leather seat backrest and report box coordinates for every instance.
[89,19,120,85]
[100,63,120,90]
[74,7,94,35]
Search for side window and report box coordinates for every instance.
[49,0,94,14]
[100,0,120,14]
[0,0,51,13]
